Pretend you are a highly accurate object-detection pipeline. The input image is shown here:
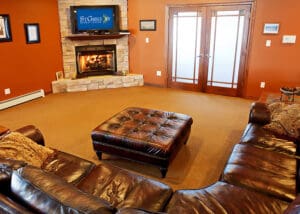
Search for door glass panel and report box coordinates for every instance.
[207,10,245,88]
[171,11,202,84]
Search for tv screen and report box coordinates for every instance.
[70,5,119,34]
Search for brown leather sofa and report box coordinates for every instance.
[0,125,172,213]
[117,102,300,214]
[1,101,300,214]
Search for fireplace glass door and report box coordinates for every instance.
[75,45,117,78]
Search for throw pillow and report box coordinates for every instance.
[263,102,300,140]
[0,132,54,168]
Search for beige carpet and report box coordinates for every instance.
[0,86,253,190]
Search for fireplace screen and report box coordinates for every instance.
[75,45,117,78]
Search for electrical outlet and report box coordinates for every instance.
[156,70,162,76]
[4,88,11,95]
[145,37,150,43]
[260,82,265,88]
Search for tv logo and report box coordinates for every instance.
[79,15,111,24]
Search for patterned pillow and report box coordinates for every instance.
[263,102,300,140]
[0,132,54,168]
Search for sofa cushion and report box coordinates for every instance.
[222,144,296,201]
[42,150,96,185]
[0,158,27,184]
[0,132,54,168]
[166,181,288,213]
[0,192,34,214]
[11,165,115,214]
[77,163,173,212]
[240,123,296,156]
[116,208,165,214]
[263,102,300,141]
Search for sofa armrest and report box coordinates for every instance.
[248,102,271,125]
[14,125,45,146]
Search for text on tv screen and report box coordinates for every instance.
[76,7,114,31]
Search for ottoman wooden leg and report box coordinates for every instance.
[96,151,102,160]
[160,167,168,178]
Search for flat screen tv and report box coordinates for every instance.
[70,5,119,34]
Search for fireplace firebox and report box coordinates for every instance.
[75,45,117,78]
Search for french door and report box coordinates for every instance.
[167,4,251,96]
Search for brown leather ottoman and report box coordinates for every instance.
[91,107,193,177]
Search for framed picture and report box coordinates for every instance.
[55,71,64,80]
[140,20,156,31]
[0,14,12,42]
[24,23,40,44]
[263,23,280,34]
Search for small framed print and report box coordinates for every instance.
[140,20,156,31]
[263,23,280,34]
[0,14,12,42]
[55,71,64,80]
[24,23,40,44]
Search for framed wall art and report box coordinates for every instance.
[0,14,12,42]
[24,23,40,44]
[263,23,280,34]
[140,20,156,31]
[55,71,64,80]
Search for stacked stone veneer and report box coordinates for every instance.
[53,0,142,93]
[52,74,144,93]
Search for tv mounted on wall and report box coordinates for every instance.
[70,5,120,34]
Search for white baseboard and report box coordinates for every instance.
[0,89,45,110]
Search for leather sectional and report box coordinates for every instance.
[1,101,300,213]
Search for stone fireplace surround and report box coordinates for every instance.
[52,0,143,93]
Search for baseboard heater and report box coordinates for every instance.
[0,89,45,110]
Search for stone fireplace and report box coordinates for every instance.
[75,45,117,78]
[57,0,129,79]
[52,0,143,93]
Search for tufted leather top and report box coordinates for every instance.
[92,107,193,158]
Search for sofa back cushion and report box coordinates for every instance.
[42,150,96,185]
[222,144,296,202]
[11,165,115,214]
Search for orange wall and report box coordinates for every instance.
[246,0,300,98]
[0,0,63,101]
[128,0,300,98]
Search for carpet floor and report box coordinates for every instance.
[0,86,253,190]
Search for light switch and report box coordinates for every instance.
[266,40,271,47]
[282,35,296,44]
[145,37,150,43]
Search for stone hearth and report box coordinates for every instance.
[52,74,144,93]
